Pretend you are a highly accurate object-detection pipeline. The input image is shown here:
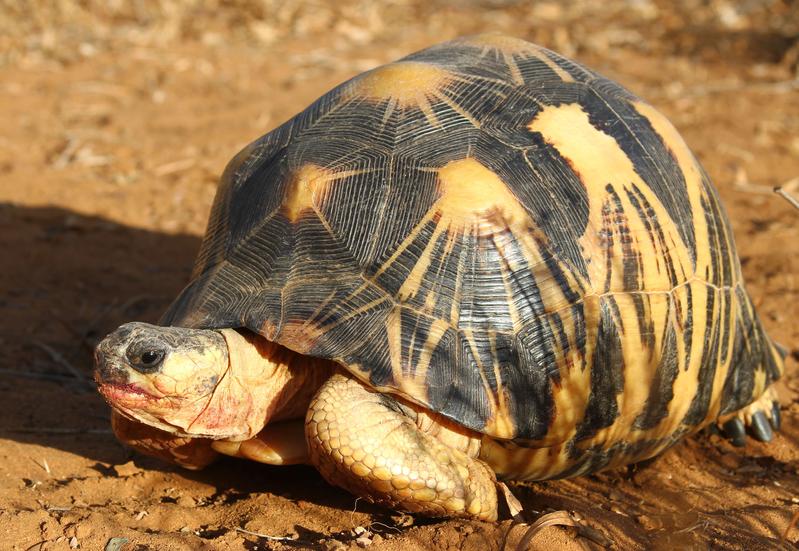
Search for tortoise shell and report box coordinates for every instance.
[162,34,783,452]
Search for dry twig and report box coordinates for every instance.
[783,509,799,542]
[31,341,90,386]
[0,369,76,383]
[234,527,298,542]
[775,186,799,211]
[502,510,584,551]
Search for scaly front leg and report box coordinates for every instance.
[111,410,219,470]
[305,373,498,520]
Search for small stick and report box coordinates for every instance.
[0,369,76,383]
[499,482,526,521]
[367,521,402,534]
[234,527,298,542]
[775,186,799,211]
[31,341,89,383]
[103,537,129,551]
[154,158,196,176]
[783,509,799,542]
[515,510,581,550]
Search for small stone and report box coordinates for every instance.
[112,461,141,477]
[69,536,79,549]
[104,537,129,551]
[636,514,659,530]
[323,539,347,551]
[356,535,372,547]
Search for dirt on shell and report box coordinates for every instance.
[1,1,799,550]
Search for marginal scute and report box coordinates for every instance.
[483,389,518,439]
[348,61,453,108]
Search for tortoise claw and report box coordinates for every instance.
[771,402,781,431]
[722,418,746,447]
[749,411,773,443]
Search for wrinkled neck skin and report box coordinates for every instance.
[193,329,332,441]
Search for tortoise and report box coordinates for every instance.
[94,34,785,521]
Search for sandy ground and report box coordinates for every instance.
[1,1,799,549]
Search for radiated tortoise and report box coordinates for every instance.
[94,34,785,521]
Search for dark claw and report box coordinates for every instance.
[771,402,781,431]
[722,418,747,447]
[749,411,773,443]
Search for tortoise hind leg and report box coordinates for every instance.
[719,386,781,447]
[305,373,498,520]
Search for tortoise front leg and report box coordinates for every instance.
[305,373,498,520]
[212,419,309,465]
[111,410,219,470]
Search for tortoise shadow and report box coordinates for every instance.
[0,203,198,461]
[0,203,381,514]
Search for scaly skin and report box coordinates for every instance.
[111,410,219,470]
[305,373,498,520]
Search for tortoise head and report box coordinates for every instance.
[94,322,282,440]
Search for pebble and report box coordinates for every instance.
[112,461,141,477]
[323,539,347,551]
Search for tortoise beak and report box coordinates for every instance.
[93,340,129,386]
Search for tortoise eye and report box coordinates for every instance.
[140,350,163,367]
[126,343,166,373]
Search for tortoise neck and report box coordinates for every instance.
[220,329,334,428]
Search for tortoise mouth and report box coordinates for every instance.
[97,380,160,408]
